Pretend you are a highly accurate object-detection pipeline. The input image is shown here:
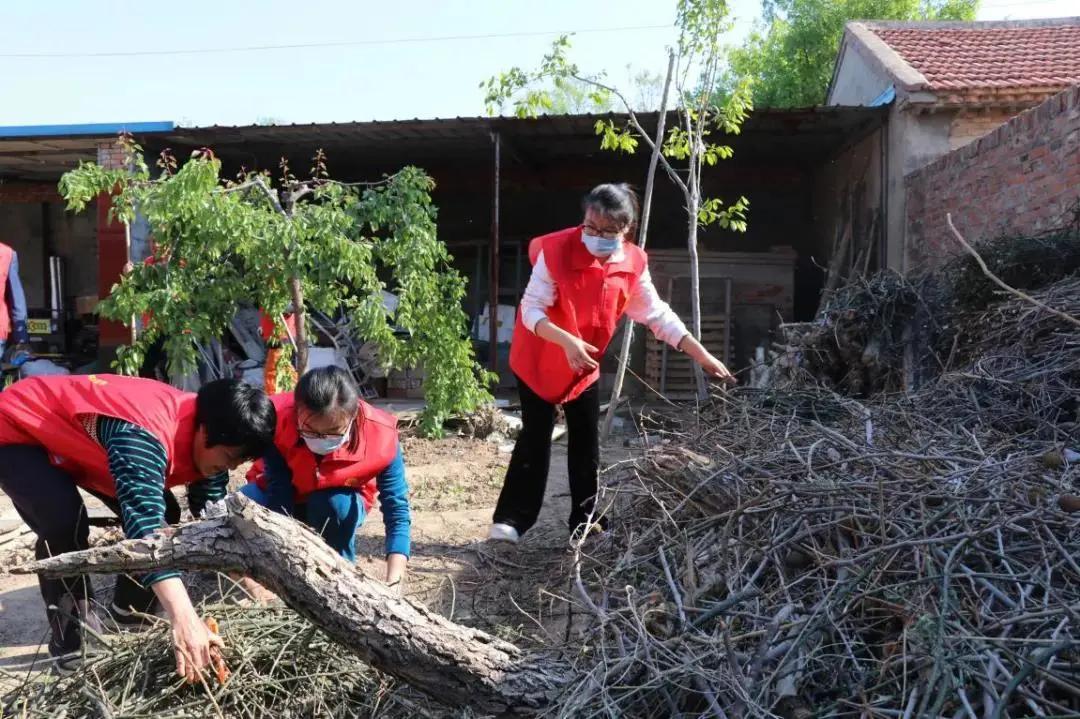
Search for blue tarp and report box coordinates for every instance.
[870,86,896,107]
[0,122,174,138]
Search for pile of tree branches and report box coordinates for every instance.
[563,382,1080,717]
[773,212,1080,397]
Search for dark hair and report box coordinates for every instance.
[582,183,640,233]
[296,366,360,418]
[196,379,276,458]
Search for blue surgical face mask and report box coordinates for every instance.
[583,233,622,257]
[302,426,351,455]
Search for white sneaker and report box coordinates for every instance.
[487,523,520,543]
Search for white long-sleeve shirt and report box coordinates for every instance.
[520,244,689,349]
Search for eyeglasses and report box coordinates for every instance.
[583,223,627,240]
[298,419,354,440]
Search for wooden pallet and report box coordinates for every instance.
[643,313,733,398]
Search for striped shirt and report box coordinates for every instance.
[89,415,227,585]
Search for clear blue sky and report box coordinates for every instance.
[1,0,1074,127]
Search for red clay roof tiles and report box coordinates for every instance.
[868,23,1080,91]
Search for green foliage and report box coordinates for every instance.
[481,0,752,236]
[676,0,735,57]
[350,168,498,436]
[59,138,492,436]
[721,0,979,107]
[595,120,639,154]
[546,76,616,114]
[481,35,583,118]
[699,195,750,231]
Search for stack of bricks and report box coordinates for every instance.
[906,86,1080,268]
[96,140,127,170]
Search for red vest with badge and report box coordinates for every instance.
[509,226,647,404]
[0,374,202,496]
[247,393,398,509]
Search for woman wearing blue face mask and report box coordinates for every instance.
[490,183,735,544]
[242,366,411,586]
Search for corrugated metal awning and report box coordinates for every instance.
[0,108,887,183]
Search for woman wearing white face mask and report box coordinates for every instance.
[490,183,735,544]
[242,366,411,585]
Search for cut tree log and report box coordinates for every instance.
[14,493,572,716]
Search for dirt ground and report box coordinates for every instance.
[400,434,509,512]
[0,426,641,684]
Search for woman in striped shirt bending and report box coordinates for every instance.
[0,375,276,677]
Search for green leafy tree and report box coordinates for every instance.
[60,137,493,436]
[527,76,618,114]
[488,66,669,115]
[722,0,979,107]
[482,0,752,399]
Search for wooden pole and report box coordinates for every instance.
[600,51,676,441]
[124,220,137,346]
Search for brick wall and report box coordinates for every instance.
[906,86,1080,267]
[96,141,127,170]
[948,108,1020,151]
[0,182,61,204]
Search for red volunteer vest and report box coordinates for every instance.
[247,393,399,509]
[0,244,13,341]
[0,374,201,497]
[509,226,647,404]
[258,311,296,343]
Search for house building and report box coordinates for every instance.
[827,17,1080,270]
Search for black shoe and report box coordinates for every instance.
[47,596,104,675]
[51,651,85,676]
[109,601,156,627]
[111,574,159,617]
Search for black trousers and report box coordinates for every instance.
[493,375,603,535]
[0,445,179,617]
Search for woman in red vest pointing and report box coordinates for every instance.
[243,366,411,587]
[491,183,735,543]
[0,375,276,677]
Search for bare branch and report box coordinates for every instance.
[569,72,689,195]
[947,214,1080,330]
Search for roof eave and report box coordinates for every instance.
[845,22,931,96]
[864,16,1080,31]
[913,85,1073,111]
[0,121,175,140]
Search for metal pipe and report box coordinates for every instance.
[48,256,65,316]
[489,130,501,372]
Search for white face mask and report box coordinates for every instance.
[583,233,622,257]
[302,426,351,455]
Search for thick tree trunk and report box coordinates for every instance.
[288,274,309,373]
[15,494,571,716]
